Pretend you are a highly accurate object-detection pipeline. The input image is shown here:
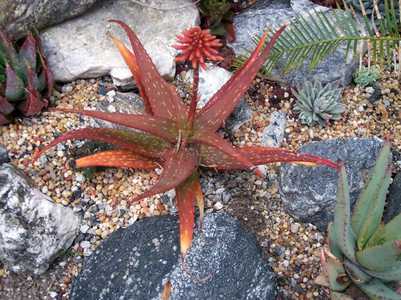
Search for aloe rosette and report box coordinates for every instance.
[34,21,338,256]
[319,143,401,299]
[0,31,53,125]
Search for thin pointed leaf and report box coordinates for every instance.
[19,33,37,70]
[364,261,401,282]
[356,240,401,271]
[175,173,199,255]
[18,68,47,116]
[5,64,25,101]
[194,25,287,132]
[192,173,204,227]
[110,34,152,115]
[334,165,356,262]
[109,20,187,121]
[128,148,197,204]
[75,150,157,169]
[32,127,169,162]
[36,34,54,99]
[193,133,259,175]
[52,107,178,143]
[358,279,401,300]
[352,143,392,250]
[383,214,401,242]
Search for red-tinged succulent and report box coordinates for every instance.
[0,31,53,125]
[33,20,339,256]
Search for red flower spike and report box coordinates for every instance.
[35,21,339,256]
[75,150,157,170]
[173,26,223,70]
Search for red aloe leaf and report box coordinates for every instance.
[199,145,338,170]
[75,150,157,169]
[52,107,179,143]
[18,67,47,116]
[128,148,197,204]
[175,174,198,255]
[0,96,14,115]
[240,146,339,170]
[110,34,152,115]
[32,127,169,162]
[193,174,204,228]
[0,31,18,65]
[19,33,37,70]
[109,20,187,121]
[194,25,287,133]
[5,64,25,101]
[192,132,261,175]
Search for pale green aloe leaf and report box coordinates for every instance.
[356,240,401,272]
[352,143,392,250]
[366,223,386,248]
[364,261,401,282]
[328,222,343,258]
[343,258,371,284]
[383,214,401,242]
[334,165,356,262]
[358,279,401,300]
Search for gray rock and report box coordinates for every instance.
[0,145,10,165]
[383,172,401,224]
[41,0,199,82]
[279,138,384,231]
[229,0,361,87]
[0,0,100,39]
[70,213,277,300]
[0,164,80,274]
[261,111,287,147]
[182,65,253,133]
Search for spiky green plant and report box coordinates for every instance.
[233,0,401,78]
[0,31,53,125]
[199,0,235,41]
[318,143,401,299]
[293,81,345,127]
[353,66,381,87]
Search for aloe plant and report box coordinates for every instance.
[318,143,401,299]
[0,31,53,125]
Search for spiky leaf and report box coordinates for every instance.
[0,96,14,114]
[75,150,157,169]
[19,33,37,70]
[382,214,401,243]
[364,261,401,282]
[52,107,179,143]
[32,128,169,162]
[109,20,187,122]
[128,148,197,204]
[17,68,47,116]
[352,143,392,250]
[356,240,401,272]
[5,64,25,101]
[358,279,401,300]
[334,165,356,262]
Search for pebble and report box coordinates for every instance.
[213,202,224,210]
[80,224,90,234]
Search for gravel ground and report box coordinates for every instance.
[0,67,400,299]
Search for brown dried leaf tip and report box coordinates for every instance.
[173,26,224,69]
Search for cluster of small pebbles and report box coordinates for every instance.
[0,67,400,299]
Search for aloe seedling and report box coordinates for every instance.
[34,21,338,256]
[318,143,401,299]
[0,31,53,125]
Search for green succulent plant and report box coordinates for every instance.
[354,66,381,88]
[199,0,235,41]
[293,81,345,127]
[318,143,401,299]
[0,31,53,125]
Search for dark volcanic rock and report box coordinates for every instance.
[383,172,401,224]
[279,138,385,231]
[0,145,10,165]
[70,213,277,300]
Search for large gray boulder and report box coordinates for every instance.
[0,0,101,39]
[229,0,361,87]
[70,213,277,300]
[279,138,384,231]
[40,0,199,82]
[0,164,81,274]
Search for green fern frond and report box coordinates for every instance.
[233,0,401,78]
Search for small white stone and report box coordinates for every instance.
[290,223,300,233]
[80,241,91,249]
[213,202,223,210]
[80,225,90,234]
